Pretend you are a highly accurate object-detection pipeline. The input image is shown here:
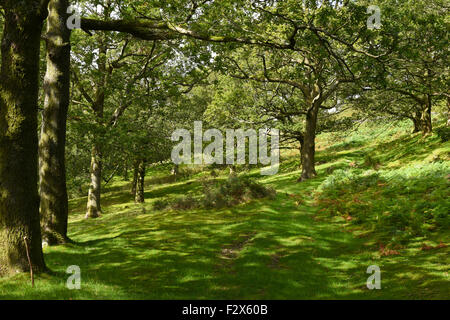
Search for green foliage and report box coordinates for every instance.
[363,154,381,170]
[317,162,450,245]
[3,0,450,300]
[435,126,450,142]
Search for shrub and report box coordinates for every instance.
[435,126,450,142]
[153,199,169,211]
[210,169,218,177]
[203,188,230,209]
[363,154,381,170]
[162,176,277,211]
[152,175,277,212]
[170,195,198,210]
[201,176,275,209]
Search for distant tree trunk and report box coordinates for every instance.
[135,160,146,203]
[420,96,432,134]
[123,163,129,181]
[85,145,102,218]
[171,163,179,176]
[39,0,71,245]
[131,161,139,197]
[0,2,47,275]
[298,105,318,182]
[85,37,107,218]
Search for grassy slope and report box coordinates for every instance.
[0,122,448,299]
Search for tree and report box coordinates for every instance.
[352,0,449,134]
[210,5,378,180]
[0,0,48,275]
[71,3,173,217]
[39,0,71,245]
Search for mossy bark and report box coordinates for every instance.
[39,0,71,245]
[0,2,47,275]
[298,103,318,182]
[85,145,102,218]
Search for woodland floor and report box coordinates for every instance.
[0,122,448,299]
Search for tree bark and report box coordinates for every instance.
[296,135,304,169]
[135,160,146,203]
[411,111,422,133]
[0,2,47,275]
[131,161,139,197]
[85,145,102,218]
[447,96,450,127]
[39,0,71,245]
[85,35,107,218]
[420,96,432,134]
[298,105,318,182]
[123,163,129,181]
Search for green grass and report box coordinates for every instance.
[0,121,448,299]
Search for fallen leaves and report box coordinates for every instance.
[379,243,400,256]
[421,241,447,251]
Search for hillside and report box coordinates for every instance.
[1,121,448,299]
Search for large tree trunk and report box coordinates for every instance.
[135,160,146,203]
[298,106,318,182]
[39,0,71,245]
[0,2,47,275]
[85,145,102,218]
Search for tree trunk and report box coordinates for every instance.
[85,145,102,218]
[39,0,71,245]
[411,111,422,133]
[420,96,432,134]
[298,107,318,182]
[0,2,47,275]
[296,135,304,169]
[131,161,139,197]
[135,160,146,203]
[123,163,129,181]
[447,96,450,127]
[171,163,179,176]
[85,36,108,218]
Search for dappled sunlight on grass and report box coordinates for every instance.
[1,122,448,299]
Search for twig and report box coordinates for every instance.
[23,236,34,288]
